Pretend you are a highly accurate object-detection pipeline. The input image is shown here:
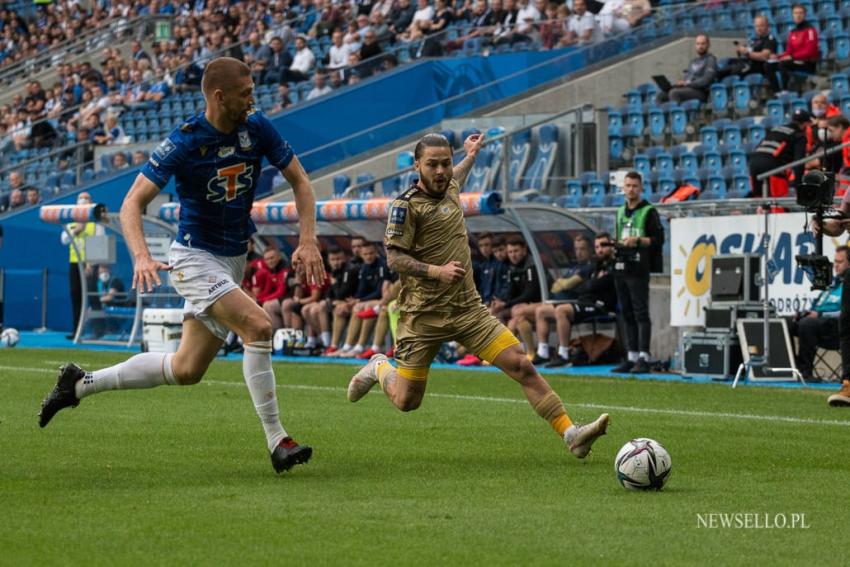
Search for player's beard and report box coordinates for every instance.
[420,173,452,197]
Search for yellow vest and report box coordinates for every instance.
[68,222,97,263]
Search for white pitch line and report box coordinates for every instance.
[7,365,850,429]
[202,380,850,429]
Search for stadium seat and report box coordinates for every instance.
[700,126,719,148]
[381,177,400,197]
[678,151,699,174]
[561,180,586,208]
[790,97,809,114]
[702,151,723,171]
[669,107,687,141]
[355,173,375,199]
[731,175,751,197]
[710,84,729,116]
[466,149,495,192]
[727,149,748,173]
[748,123,766,145]
[608,107,623,136]
[586,180,607,207]
[832,73,850,98]
[706,176,728,199]
[647,108,666,143]
[766,99,785,122]
[634,154,651,179]
[655,152,675,176]
[722,125,743,147]
[834,32,850,63]
[507,130,532,193]
[731,80,753,115]
[332,174,350,198]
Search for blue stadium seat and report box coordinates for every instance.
[722,125,743,147]
[647,108,666,142]
[466,149,495,192]
[355,173,375,199]
[700,126,719,148]
[790,97,809,114]
[586,180,607,207]
[678,151,699,174]
[731,175,751,197]
[834,32,850,62]
[702,151,723,171]
[748,123,766,145]
[608,107,623,136]
[832,73,850,98]
[669,107,687,141]
[731,80,752,115]
[706,176,728,199]
[766,99,786,122]
[656,176,676,195]
[561,180,586,208]
[655,152,675,176]
[381,177,400,197]
[634,154,651,179]
[626,110,644,132]
[522,124,558,192]
[333,174,350,198]
[508,130,532,193]
[727,149,748,173]
[710,84,729,116]
[841,95,850,117]
[823,15,842,35]
[609,135,625,160]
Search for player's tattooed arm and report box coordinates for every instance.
[387,247,429,277]
[454,133,485,188]
[387,247,466,283]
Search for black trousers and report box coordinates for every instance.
[69,262,82,333]
[765,59,817,92]
[614,272,651,353]
[789,315,839,375]
[840,269,850,380]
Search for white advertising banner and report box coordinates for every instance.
[670,213,841,327]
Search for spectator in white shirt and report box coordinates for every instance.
[306,72,333,100]
[560,0,599,46]
[599,0,650,36]
[327,30,351,70]
[412,0,435,26]
[516,0,541,34]
[284,35,316,83]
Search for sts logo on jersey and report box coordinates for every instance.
[207,162,254,202]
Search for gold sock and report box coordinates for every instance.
[532,391,573,436]
[517,319,535,354]
[376,360,394,390]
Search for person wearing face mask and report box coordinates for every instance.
[60,192,105,339]
[805,93,842,173]
[91,264,128,337]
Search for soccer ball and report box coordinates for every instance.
[614,438,671,490]
[0,327,20,347]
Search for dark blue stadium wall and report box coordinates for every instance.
[0,48,583,331]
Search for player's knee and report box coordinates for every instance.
[505,351,537,383]
[398,391,423,412]
[245,313,274,341]
[171,358,208,385]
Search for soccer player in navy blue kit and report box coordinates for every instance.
[38,58,326,474]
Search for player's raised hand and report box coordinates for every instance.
[132,255,171,293]
[434,261,466,284]
[292,239,326,286]
[463,133,485,158]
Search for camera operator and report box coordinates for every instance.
[611,171,665,374]
[789,246,847,382]
[748,109,810,198]
[811,175,850,406]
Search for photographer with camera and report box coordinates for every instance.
[808,170,850,406]
[611,172,665,374]
[789,246,847,382]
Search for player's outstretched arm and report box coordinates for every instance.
[387,247,465,284]
[454,133,485,189]
[282,155,326,286]
[120,174,171,292]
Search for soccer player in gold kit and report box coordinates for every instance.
[347,132,609,457]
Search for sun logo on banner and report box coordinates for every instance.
[673,234,716,318]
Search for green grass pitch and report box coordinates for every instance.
[1,348,848,565]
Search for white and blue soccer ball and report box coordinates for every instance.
[0,327,20,348]
[615,438,671,491]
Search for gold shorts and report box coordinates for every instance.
[393,303,519,380]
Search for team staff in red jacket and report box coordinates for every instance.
[767,4,820,92]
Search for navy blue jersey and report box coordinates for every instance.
[141,110,294,256]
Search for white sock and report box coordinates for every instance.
[243,341,287,452]
[342,343,352,351]
[305,337,317,347]
[352,344,364,354]
[628,351,639,362]
[558,345,570,359]
[320,331,331,346]
[537,343,549,358]
[75,353,177,399]
[639,351,651,361]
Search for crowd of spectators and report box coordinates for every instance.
[0,0,658,183]
[235,230,614,367]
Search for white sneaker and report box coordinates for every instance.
[563,413,609,458]
[347,354,388,402]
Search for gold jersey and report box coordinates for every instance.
[384,180,481,313]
